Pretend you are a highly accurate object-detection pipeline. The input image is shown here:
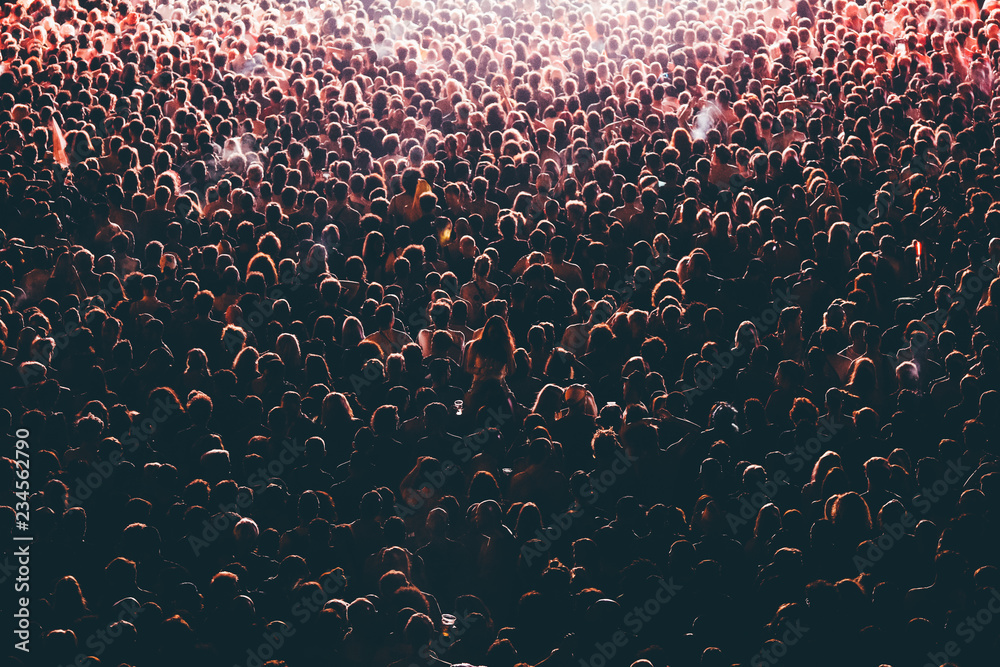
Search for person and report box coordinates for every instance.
[364,303,414,360]
[459,255,499,328]
[464,315,516,400]
[417,299,466,364]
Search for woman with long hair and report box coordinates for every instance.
[465,315,516,386]
[182,348,212,395]
[48,251,87,301]
[362,231,387,285]
[829,491,873,561]
[232,346,260,395]
[513,502,544,545]
[530,383,565,426]
[464,315,518,417]
[319,391,363,463]
[275,333,303,385]
[304,353,333,389]
[47,576,91,630]
[769,306,805,364]
[845,357,886,416]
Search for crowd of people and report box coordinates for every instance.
[5,0,1000,665]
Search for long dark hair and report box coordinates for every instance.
[470,315,516,372]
